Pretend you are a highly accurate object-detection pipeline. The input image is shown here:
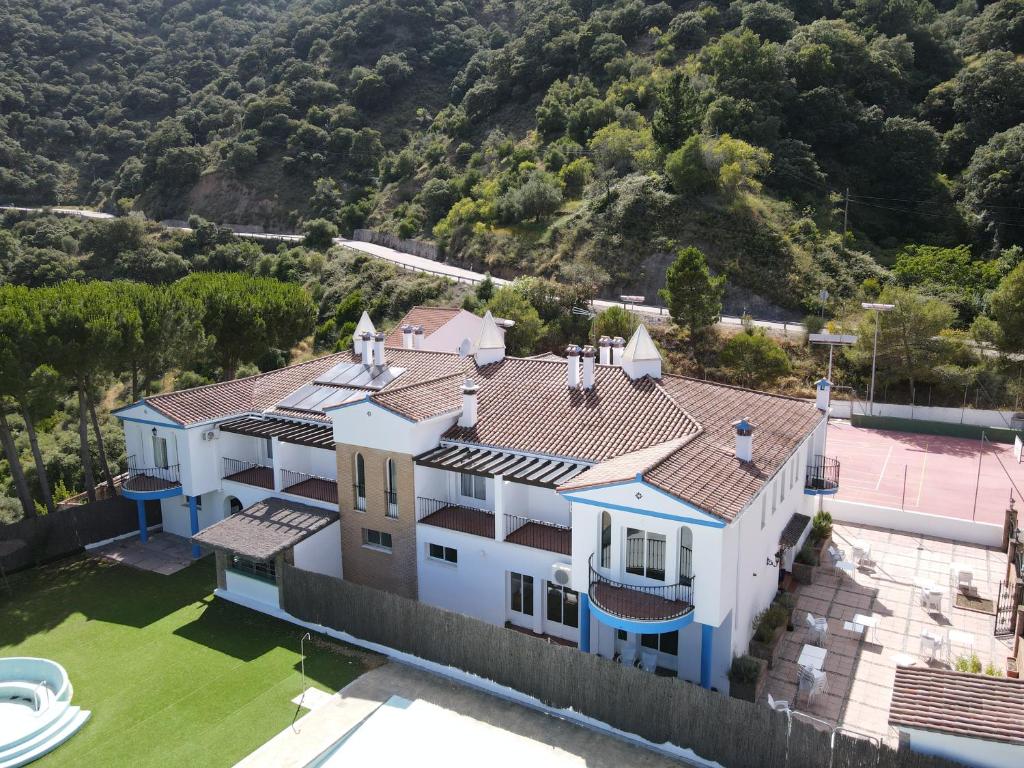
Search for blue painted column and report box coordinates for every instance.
[188,495,200,559]
[700,623,714,689]
[137,500,149,544]
[579,594,591,653]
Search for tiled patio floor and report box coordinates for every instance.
[761,522,1013,746]
[93,532,196,574]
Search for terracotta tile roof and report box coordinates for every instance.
[560,438,693,492]
[144,348,467,426]
[384,306,462,346]
[191,497,339,561]
[889,666,1024,744]
[443,359,701,463]
[372,371,469,421]
[644,376,823,521]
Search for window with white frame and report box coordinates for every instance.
[428,543,457,563]
[152,434,169,468]
[546,583,579,628]
[510,572,534,616]
[460,472,486,500]
[625,528,666,580]
[362,528,392,550]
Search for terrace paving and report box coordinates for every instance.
[761,522,1013,746]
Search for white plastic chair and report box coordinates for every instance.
[923,589,942,613]
[957,570,973,594]
[640,649,658,673]
[805,612,828,646]
[920,629,944,661]
[827,545,845,564]
[767,693,790,712]
[619,643,637,668]
[798,667,828,706]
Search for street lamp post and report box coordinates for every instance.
[861,302,895,416]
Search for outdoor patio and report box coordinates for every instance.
[92,532,195,574]
[762,522,1014,746]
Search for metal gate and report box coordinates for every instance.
[994,580,1022,636]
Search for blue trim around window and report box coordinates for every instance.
[116,414,186,430]
[561,494,726,528]
[588,597,697,634]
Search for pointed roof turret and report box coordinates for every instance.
[474,311,506,365]
[621,325,661,379]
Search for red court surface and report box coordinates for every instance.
[827,421,1024,525]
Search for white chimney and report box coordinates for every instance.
[413,325,424,349]
[360,331,374,366]
[566,345,581,388]
[815,378,832,412]
[611,336,626,365]
[598,336,612,365]
[373,331,386,368]
[458,379,479,428]
[581,345,596,390]
[401,324,413,349]
[732,419,755,463]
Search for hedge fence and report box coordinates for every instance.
[280,565,966,768]
[0,496,160,574]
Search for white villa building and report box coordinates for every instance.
[115,307,836,693]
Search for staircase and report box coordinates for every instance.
[0,702,91,768]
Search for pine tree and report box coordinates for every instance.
[659,246,725,334]
[652,71,702,153]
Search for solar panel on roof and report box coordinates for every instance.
[314,361,406,390]
[276,383,362,413]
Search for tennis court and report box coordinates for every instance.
[827,420,1024,525]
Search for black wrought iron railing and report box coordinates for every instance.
[281,468,338,504]
[805,455,840,493]
[125,455,180,488]
[353,484,366,511]
[416,496,495,538]
[386,489,399,519]
[222,457,274,489]
[588,554,695,622]
[504,513,571,554]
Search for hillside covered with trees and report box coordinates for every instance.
[3,0,1023,315]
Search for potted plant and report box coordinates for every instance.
[776,590,797,631]
[749,602,789,668]
[810,510,833,563]
[792,540,818,584]
[728,654,767,702]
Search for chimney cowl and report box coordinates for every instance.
[373,331,386,367]
[360,331,374,366]
[598,336,612,365]
[566,344,581,357]
[581,345,596,357]
[566,345,581,388]
[581,345,596,390]
[611,336,626,365]
[401,324,413,349]
[412,324,424,349]
[731,419,755,462]
[459,378,479,428]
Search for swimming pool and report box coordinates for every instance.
[0,657,90,768]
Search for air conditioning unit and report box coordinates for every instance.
[201,430,217,441]
[551,563,572,587]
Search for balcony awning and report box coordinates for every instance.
[192,497,339,561]
[415,444,587,488]
[779,512,811,549]
[219,416,334,450]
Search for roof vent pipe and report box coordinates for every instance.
[401,324,413,349]
[566,345,581,388]
[581,345,596,390]
[598,336,612,365]
[815,378,832,412]
[732,419,755,463]
[413,325,424,349]
[373,331,387,368]
[611,337,626,365]
[458,379,479,428]
[360,332,374,366]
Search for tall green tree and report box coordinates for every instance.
[178,273,317,379]
[652,70,702,152]
[0,285,58,514]
[720,328,791,387]
[990,261,1024,351]
[485,286,545,356]
[659,246,725,336]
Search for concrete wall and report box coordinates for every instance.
[824,498,1003,547]
[830,400,1024,429]
[293,521,343,578]
[903,727,1024,768]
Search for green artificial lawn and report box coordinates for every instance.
[0,556,377,767]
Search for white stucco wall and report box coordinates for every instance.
[415,525,578,643]
[903,727,1024,768]
[330,400,456,455]
[293,521,343,577]
[224,570,280,609]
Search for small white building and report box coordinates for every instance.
[889,666,1024,768]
